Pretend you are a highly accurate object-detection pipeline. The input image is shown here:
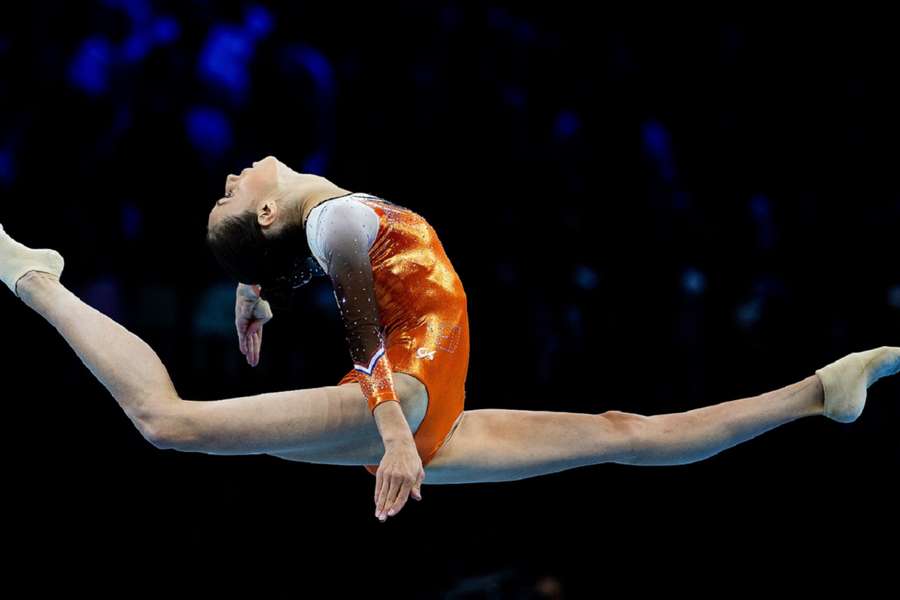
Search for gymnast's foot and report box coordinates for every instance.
[0,223,65,298]
[815,346,900,423]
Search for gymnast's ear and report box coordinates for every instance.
[257,198,279,230]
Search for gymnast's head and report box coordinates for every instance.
[205,155,319,286]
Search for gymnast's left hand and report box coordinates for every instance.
[374,440,424,522]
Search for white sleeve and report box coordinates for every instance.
[304,195,399,412]
[305,196,380,273]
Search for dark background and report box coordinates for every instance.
[2,2,898,597]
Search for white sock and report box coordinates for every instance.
[0,224,65,298]
[815,346,900,423]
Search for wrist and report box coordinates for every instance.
[373,400,415,446]
[238,283,261,301]
[383,435,415,448]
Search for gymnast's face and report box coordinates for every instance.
[207,155,284,234]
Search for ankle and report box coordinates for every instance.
[809,373,826,417]
[16,270,61,300]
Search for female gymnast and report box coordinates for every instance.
[1,155,897,523]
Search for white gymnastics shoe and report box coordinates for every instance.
[815,346,900,423]
[0,223,65,298]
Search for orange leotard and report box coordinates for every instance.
[306,193,469,476]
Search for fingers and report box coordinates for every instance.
[408,470,424,503]
[376,474,401,521]
[375,473,398,522]
[374,473,384,520]
[375,471,424,521]
[374,471,383,514]
[249,329,260,366]
[412,475,423,501]
[386,479,412,518]
[237,315,252,357]
[237,319,248,355]
[237,291,273,363]
[239,322,264,367]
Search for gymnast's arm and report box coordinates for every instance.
[309,200,416,446]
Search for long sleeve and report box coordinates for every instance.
[306,197,399,413]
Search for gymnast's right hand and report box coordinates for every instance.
[235,282,273,367]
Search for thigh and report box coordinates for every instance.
[173,372,427,462]
[422,408,637,484]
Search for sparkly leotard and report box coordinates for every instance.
[305,192,470,475]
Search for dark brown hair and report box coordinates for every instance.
[205,210,315,310]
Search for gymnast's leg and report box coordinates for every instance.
[11,268,425,460]
[423,351,899,485]
[0,224,425,461]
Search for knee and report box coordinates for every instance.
[137,401,203,451]
[596,410,649,464]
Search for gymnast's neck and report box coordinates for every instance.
[285,175,353,230]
